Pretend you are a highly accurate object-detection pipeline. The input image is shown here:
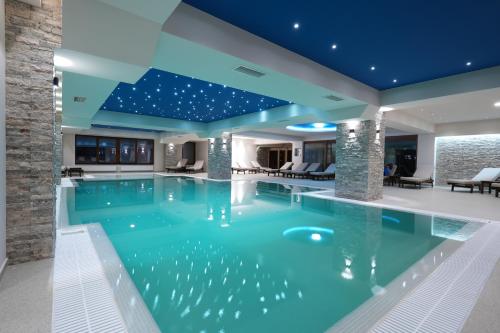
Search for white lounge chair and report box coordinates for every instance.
[266,162,293,176]
[232,162,247,174]
[239,161,258,174]
[291,163,321,178]
[186,160,204,173]
[166,158,188,172]
[399,166,434,189]
[250,160,270,173]
[281,163,309,178]
[310,163,336,180]
[447,168,500,193]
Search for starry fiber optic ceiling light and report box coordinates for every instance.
[286,122,337,133]
[100,68,291,123]
[183,0,500,89]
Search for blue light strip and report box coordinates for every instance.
[286,122,337,132]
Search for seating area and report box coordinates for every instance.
[239,161,337,180]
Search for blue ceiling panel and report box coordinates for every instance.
[183,0,500,89]
[100,68,290,122]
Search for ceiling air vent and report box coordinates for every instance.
[324,94,344,102]
[73,96,86,103]
[234,66,265,78]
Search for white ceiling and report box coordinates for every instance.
[389,87,500,124]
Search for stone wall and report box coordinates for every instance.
[335,113,385,201]
[207,134,232,180]
[5,0,62,264]
[256,147,269,167]
[165,143,181,168]
[435,134,500,185]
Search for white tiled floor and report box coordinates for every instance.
[0,259,53,333]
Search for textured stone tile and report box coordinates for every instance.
[335,112,385,201]
[5,0,62,264]
[208,135,232,180]
[435,135,500,185]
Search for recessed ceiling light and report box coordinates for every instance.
[466,61,472,66]
[494,101,500,108]
[370,66,376,71]
[393,79,398,83]
[379,106,394,112]
[293,22,300,29]
[331,44,337,50]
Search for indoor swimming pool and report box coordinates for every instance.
[64,176,480,333]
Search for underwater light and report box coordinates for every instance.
[310,233,322,241]
[283,226,334,244]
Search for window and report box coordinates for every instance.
[120,139,136,164]
[303,140,336,169]
[136,140,154,164]
[75,136,97,163]
[98,137,117,164]
[75,135,154,165]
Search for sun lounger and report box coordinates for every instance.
[447,168,500,193]
[239,161,258,174]
[492,183,500,197]
[399,166,434,189]
[291,163,321,178]
[310,163,336,180]
[250,160,271,173]
[281,163,309,178]
[267,162,293,176]
[186,160,204,173]
[166,158,188,172]
[232,162,247,174]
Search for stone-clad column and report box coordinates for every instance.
[5,0,62,263]
[165,143,181,168]
[335,112,385,201]
[207,133,232,180]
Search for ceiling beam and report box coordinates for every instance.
[91,110,207,134]
[381,65,500,106]
[161,3,379,109]
[384,111,435,134]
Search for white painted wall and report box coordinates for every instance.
[0,0,6,272]
[417,134,436,175]
[435,119,500,137]
[231,137,257,166]
[62,128,165,172]
[291,141,303,165]
[194,140,208,171]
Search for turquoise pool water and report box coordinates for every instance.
[66,176,476,333]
